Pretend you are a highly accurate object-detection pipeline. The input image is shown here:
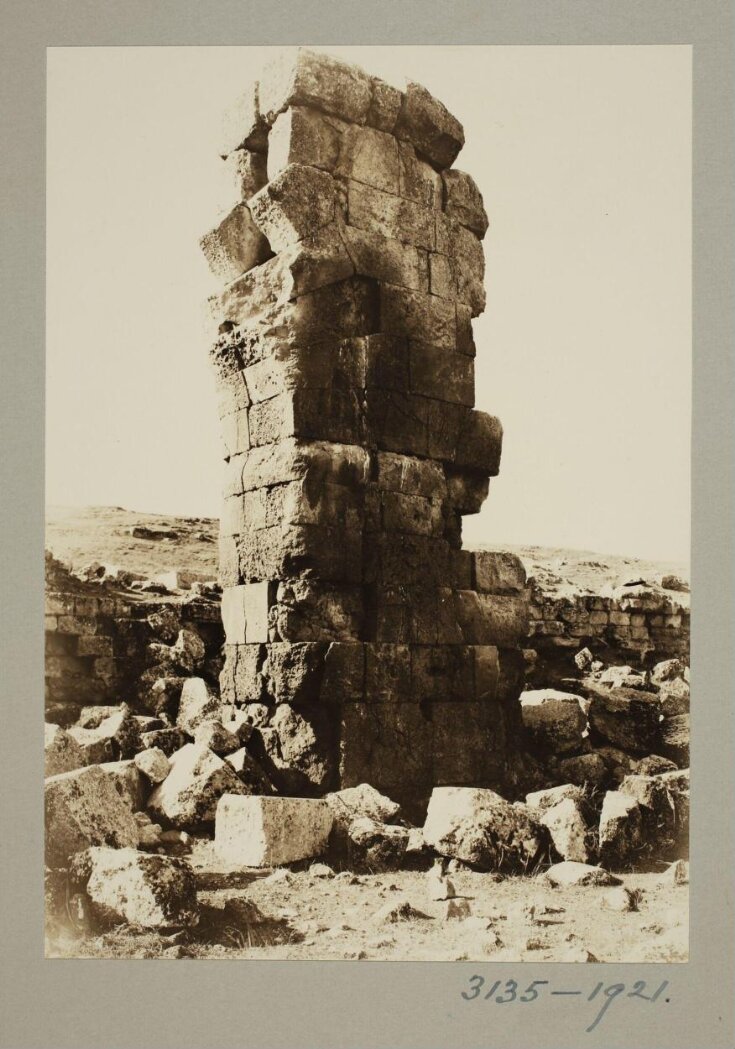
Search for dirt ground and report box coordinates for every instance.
[48,843,688,963]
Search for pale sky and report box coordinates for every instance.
[46,45,691,562]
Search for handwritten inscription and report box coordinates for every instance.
[460,976,669,1032]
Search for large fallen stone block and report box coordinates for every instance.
[45,723,85,777]
[147,743,249,827]
[651,658,687,686]
[598,790,644,869]
[75,847,198,929]
[254,702,333,794]
[520,690,587,755]
[98,760,146,812]
[224,747,275,795]
[619,773,676,859]
[176,678,221,736]
[422,786,544,872]
[45,765,138,867]
[134,747,171,785]
[587,686,661,754]
[215,794,333,866]
[540,797,591,863]
[658,678,690,717]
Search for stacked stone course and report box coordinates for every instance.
[201,49,529,816]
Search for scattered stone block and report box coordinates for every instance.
[345,816,410,872]
[44,723,85,777]
[520,690,587,754]
[176,678,220,736]
[194,720,241,756]
[148,743,249,827]
[602,886,639,912]
[215,794,333,866]
[98,760,146,812]
[134,747,171,785]
[372,898,433,924]
[651,658,687,686]
[557,752,608,788]
[540,798,591,863]
[45,765,138,867]
[422,786,544,872]
[525,783,585,813]
[598,791,644,869]
[660,859,689,885]
[658,678,690,717]
[587,686,661,754]
[325,782,401,828]
[660,714,690,766]
[224,747,275,794]
[76,847,198,929]
[544,861,621,888]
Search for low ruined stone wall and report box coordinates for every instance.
[44,553,223,726]
[525,581,690,687]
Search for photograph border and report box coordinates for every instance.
[1,2,733,1048]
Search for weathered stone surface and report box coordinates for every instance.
[98,760,146,812]
[345,816,410,872]
[222,582,271,644]
[45,765,138,867]
[224,747,275,794]
[147,743,249,827]
[587,686,661,754]
[141,727,188,757]
[525,783,585,813]
[596,665,648,690]
[267,106,343,180]
[442,170,488,236]
[660,859,689,885]
[660,714,690,766]
[255,702,333,793]
[77,847,198,929]
[556,752,608,788]
[215,794,333,866]
[422,786,544,872]
[394,80,464,169]
[325,782,401,828]
[249,164,338,250]
[134,747,171,785]
[224,147,268,202]
[545,861,621,888]
[658,677,690,717]
[651,658,687,686]
[473,551,527,594]
[194,720,241,756]
[199,203,272,283]
[598,790,644,869]
[176,678,220,736]
[520,690,586,755]
[259,48,373,126]
[541,798,591,863]
[45,723,85,777]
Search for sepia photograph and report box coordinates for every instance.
[43,44,691,963]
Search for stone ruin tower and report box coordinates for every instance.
[201,49,529,819]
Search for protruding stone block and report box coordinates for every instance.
[249,164,338,250]
[214,794,333,866]
[394,80,465,169]
[199,204,272,283]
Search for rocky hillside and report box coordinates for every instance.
[46,505,689,594]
